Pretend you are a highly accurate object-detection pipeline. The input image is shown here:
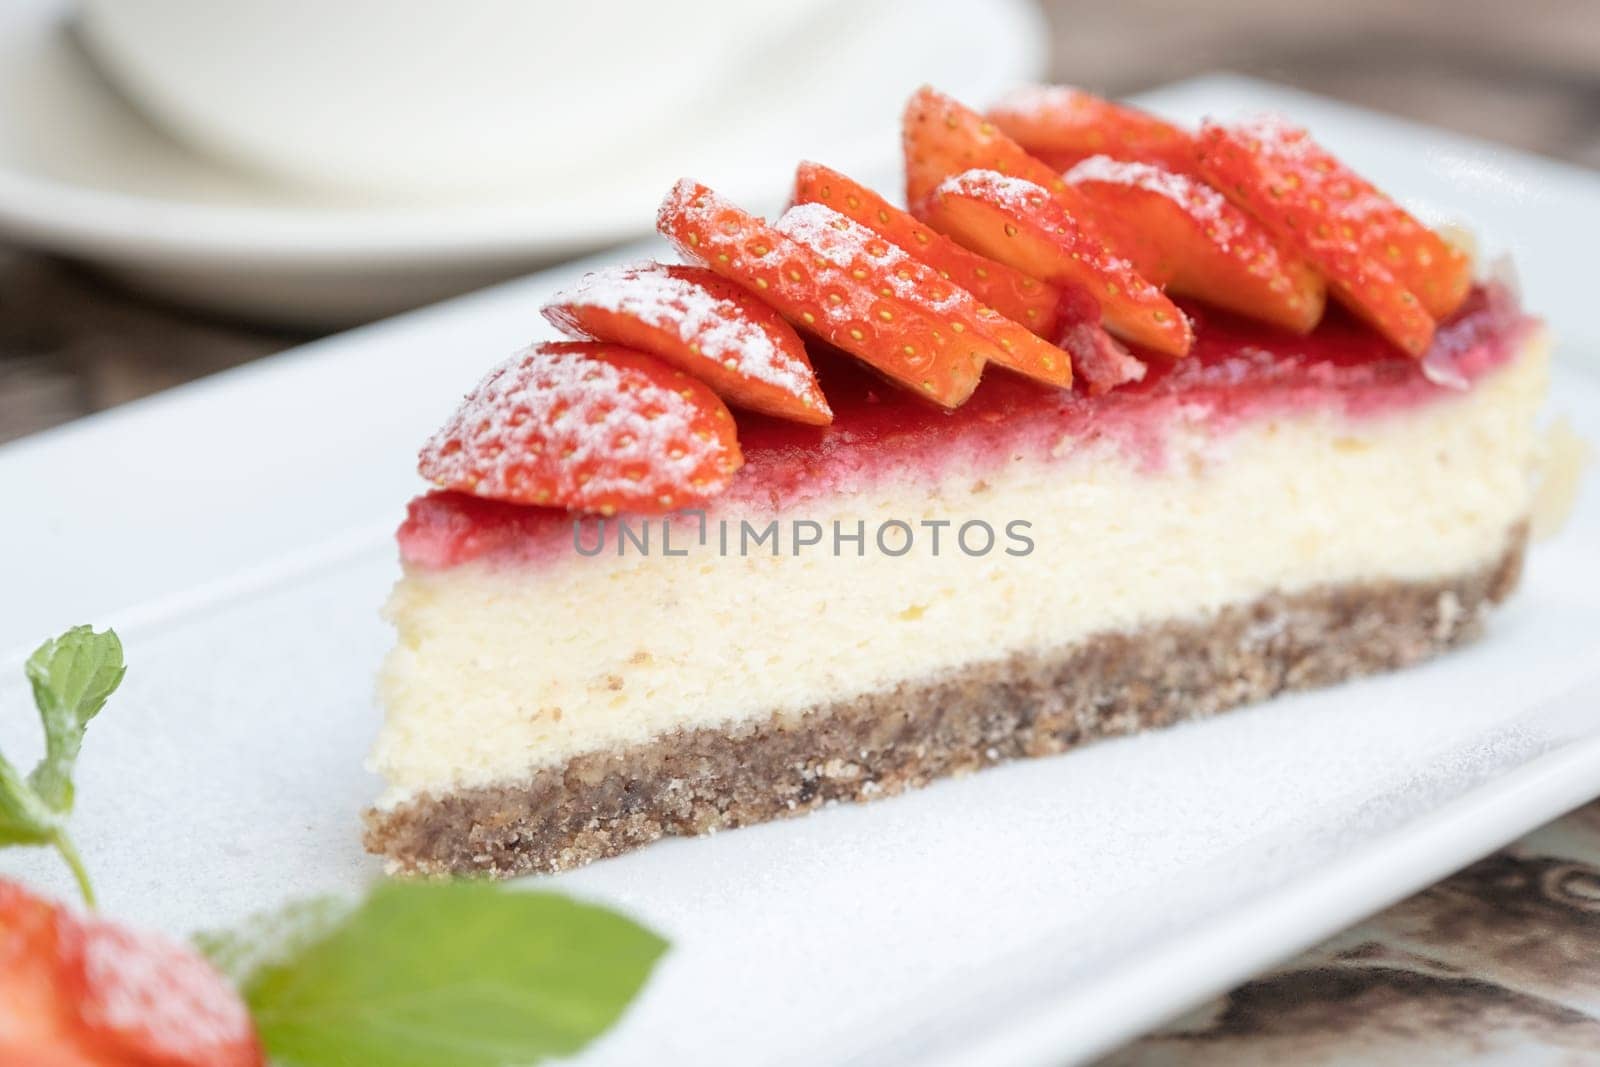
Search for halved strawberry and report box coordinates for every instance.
[658,179,1072,404]
[924,169,1193,357]
[420,341,743,515]
[1195,118,1463,355]
[987,85,1198,173]
[1066,156,1326,333]
[0,880,263,1067]
[790,161,1065,336]
[542,262,831,426]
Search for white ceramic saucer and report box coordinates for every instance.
[0,0,1046,326]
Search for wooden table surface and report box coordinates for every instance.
[2,1,1597,1062]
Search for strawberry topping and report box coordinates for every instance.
[790,161,1066,337]
[398,84,1494,517]
[399,284,1532,570]
[419,340,743,515]
[658,178,983,405]
[903,85,1082,213]
[901,85,1174,324]
[1198,116,1470,321]
[924,169,1193,358]
[1066,155,1326,334]
[542,262,830,425]
[659,178,1072,404]
[986,85,1198,174]
[773,202,1074,391]
[1195,117,1468,356]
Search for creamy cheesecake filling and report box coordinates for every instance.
[372,334,1547,804]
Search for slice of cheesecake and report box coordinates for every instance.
[366,283,1544,876]
[363,86,1549,878]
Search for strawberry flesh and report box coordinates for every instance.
[659,179,1072,403]
[1066,155,1326,334]
[1195,117,1464,356]
[924,169,1192,358]
[790,161,1065,337]
[542,262,831,425]
[903,85,1081,213]
[1201,117,1469,321]
[772,201,1075,392]
[658,178,980,405]
[420,340,743,514]
[987,85,1198,174]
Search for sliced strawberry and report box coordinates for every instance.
[0,880,263,1067]
[790,161,1065,336]
[1198,117,1469,322]
[900,89,1188,356]
[1195,118,1461,355]
[658,178,980,405]
[420,340,743,515]
[902,85,1084,214]
[542,262,831,426]
[986,85,1198,174]
[773,203,1075,392]
[923,169,1192,357]
[902,85,1158,280]
[659,179,1072,403]
[1066,156,1326,333]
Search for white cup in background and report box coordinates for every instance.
[78,0,823,199]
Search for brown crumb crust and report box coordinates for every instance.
[366,528,1527,878]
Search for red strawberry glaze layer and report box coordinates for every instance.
[399,283,1535,571]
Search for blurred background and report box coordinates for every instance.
[0,0,1595,444]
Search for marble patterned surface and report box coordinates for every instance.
[0,1,1597,1062]
[1103,802,1600,1064]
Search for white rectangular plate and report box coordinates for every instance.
[3,76,1598,1066]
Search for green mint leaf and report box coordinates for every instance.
[237,881,667,1067]
[195,894,358,987]
[0,750,58,846]
[25,625,125,813]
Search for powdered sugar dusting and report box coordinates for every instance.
[546,262,815,397]
[421,343,736,510]
[990,84,1095,121]
[77,917,256,1059]
[658,176,708,238]
[661,181,988,404]
[1225,111,1314,157]
[774,203,969,317]
[937,168,1055,214]
[1066,155,1244,248]
[936,169,1171,305]
[937,168,1143,278]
